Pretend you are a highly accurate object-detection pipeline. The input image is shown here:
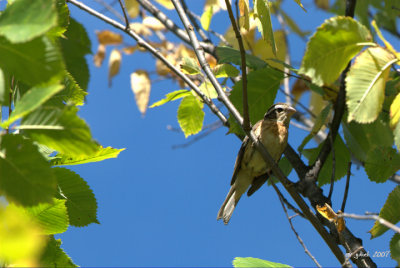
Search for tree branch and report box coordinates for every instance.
[135,0,216,56]
[273,183,322,268]
[66,0,228,127]
[224,0,250,132]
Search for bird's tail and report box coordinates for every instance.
[217,185,241,225]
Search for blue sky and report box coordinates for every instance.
[59,1,398,266]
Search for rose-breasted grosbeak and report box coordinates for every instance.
[217,103,296,224]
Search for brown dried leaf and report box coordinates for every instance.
[336,212,346,233]
[94,44,106,67]
[291,78,309,103]
[130,23,152,36]
[316,203,337,222]
[108,49,122,87]
[143,16,166,31]
[130,70,151,115]
[122,46,137,55]
[97,30,123,45]
[125,0,140,18]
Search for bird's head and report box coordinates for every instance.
[264,102,296,127]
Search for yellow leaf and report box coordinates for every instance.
[125,0,140,18]
[205,0,227,13]
[96,30,123,45]
[200,5,213,31]
[371,20,400,60]
[142,16,166,31]
[154,0,174,9]
[239,0,250,30]
[130,70,151,115]
[336,212,346,233]
[309,91,328,123]
[316,203,337,222]
[253,30,286,70]
[108,49,122,87]
[0,205,45,266]
[390,93,400,129]
[130,23,152,36]
[122,45,137,55]
[94,44,106,67]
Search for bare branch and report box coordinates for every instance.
[181,0,209,41]
[67,0,228,127]
[136,0,216,56]
[273,183,322,268]
[341,162,352,212]
[94,0,125,22]
[340,213,400,235]
[117,0,130,29]
[224,0,250,132]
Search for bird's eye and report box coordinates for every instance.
[276,107,283,113]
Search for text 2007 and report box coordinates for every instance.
[373,251,390,258]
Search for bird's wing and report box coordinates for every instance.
[247,172,271,196]
[230,135,249,185]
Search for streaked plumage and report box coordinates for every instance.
[217,103,296,224]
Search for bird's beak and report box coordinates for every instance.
[287,106,296,116]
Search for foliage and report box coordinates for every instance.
[0,0,123,266]
[2,0,400,266]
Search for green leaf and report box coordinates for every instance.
[48,0,70,39]
[342,113,393,162]
[216,46,267,70]
[23,199,69,235]
[20,105,98,157]
[212,64,240,78]
[180,56,201,75]
[177,95,204,137]
[370,186,400,238]
[346,47,398,123]
[200,5,213,31]
[390,233,400,264]
[149,89,191,108]
[292,0,306,11]
[48,73,87,107]
[51,146,125,166]
[228,66,283,135]
[39,237,77,267]
[1,83,64,128]
[299,16,372,86]
[233,257,291,268]
[0,68,10,106]
[0,36,64,86]
[198,81,218,99]
[60,18,91,90]
[54,167,99,227]
[0,0,57,43]
[0,134,56,206]
[365,147,400,183]
[303,135,351,186]
[254,0,276,55]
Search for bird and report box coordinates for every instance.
[217,102,296,224]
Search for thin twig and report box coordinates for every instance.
[117,0,130,29]
[94,0,125,22]
[339,213,400,234]
[181,0,209,41]
[224,0,250,132]
[172,121,222,149]
[136,0,216,56]
[276,11,291,105]
[67,0,228,127]
[341,162,352,212]
[272,183,322,268]
[327,134,335,201]
[272,183,305,218]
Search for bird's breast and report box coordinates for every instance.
[241,121,288,177]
